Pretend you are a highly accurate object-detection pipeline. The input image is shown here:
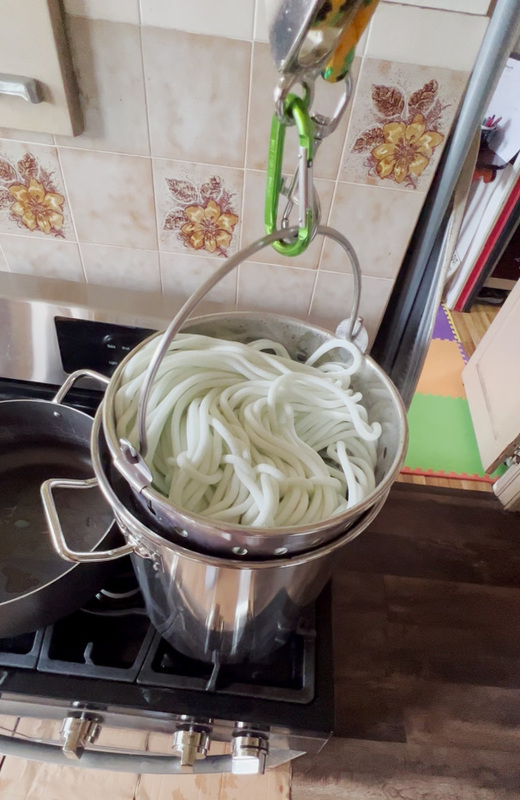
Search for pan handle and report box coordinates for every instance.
[41,477,134,563]
[53,369,110,405]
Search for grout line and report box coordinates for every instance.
[238,39,256,255]
[137,0,143,26]
[55,146,87,283]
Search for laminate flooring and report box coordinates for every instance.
[292,482,520,799]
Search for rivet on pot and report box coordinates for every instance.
[274,547,288,556]
[232,547,248,557]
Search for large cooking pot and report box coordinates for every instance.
[0,371,122,637]
[43,406,388,663]
[94,227,408,558]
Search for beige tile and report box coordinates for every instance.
[140,0,255,39]
[0,241,8,271]
[0,128,54,145]
[321,182,424,279]
[241,169,335,269]
[58,148,157,248]
[160,252,237,311]
[56,18,149,156]
[366,3,488,70]
[340,59,468,193]
[254,0,269,42]
[80,243,160,291]
[237,261,316,317]
[0,141,74,239]
[247,43,360,181]
[0,234,85,281]
[63,0,140,23]
[153,159,243,257]
[142,27,251,166]
[384,0,490,14]
[310,271,394,343]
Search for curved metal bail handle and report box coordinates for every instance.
[136,225,362,459]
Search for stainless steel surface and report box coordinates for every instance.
[172,723,212,768]
[42,476,135,562]
[0,73,42,103]
[99,312,405,560]
[0,272,179,386]
[232,734,269,775]
[0,695,328,756]
[71,417,387,663]
[266,0,346,75]
[60,714,101,760]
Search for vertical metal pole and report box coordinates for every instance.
[372,0,520,402]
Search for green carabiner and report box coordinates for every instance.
[265,94,315,256]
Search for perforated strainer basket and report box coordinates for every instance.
[83,227,407,559]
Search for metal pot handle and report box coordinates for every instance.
[134,225,362,461]
[41,477,134,563]
[53,368,110,405]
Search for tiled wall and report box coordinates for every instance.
[0,0,489,341]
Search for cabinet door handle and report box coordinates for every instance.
[0,73,43,103]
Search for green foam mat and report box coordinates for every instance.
[404,393,488,478]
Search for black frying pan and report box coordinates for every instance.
[0,372,122,638]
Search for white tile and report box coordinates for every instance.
[160,252,237,309]
[241,170,335,269]
[383,0,490,14]
[254,0,269,42]
[58,148,157,249]
[366,3,488,70]
[0,141,75,240]
[0,241,9,271]
[321,182,425,280]
[56,18,149,156]
[63,0,140,23]
[247,43,360,181]
[340,59,468,192]
[140,0,255,39]
[238,261,316,317]
[0,235,85,281]
[309,271,394,344]
[80,243,160,291]
[0,128,54,145]
[142,28,251,166]
[153,159,243,257]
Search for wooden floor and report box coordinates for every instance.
[292,482,520,800]
[397,303,501,495]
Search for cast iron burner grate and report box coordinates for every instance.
[138,621,315,702]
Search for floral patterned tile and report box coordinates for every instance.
[154,160,243,258]
[0,235,85,282]
[0,141,74,240]
[340,59,468,191]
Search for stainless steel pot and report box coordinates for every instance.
[43,406,387,663]
[97,227,408,558]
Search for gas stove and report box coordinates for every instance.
[0,274,334,774]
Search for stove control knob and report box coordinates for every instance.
[231,733,269,775]
[60,714,101,760]
[172,725,212,769]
